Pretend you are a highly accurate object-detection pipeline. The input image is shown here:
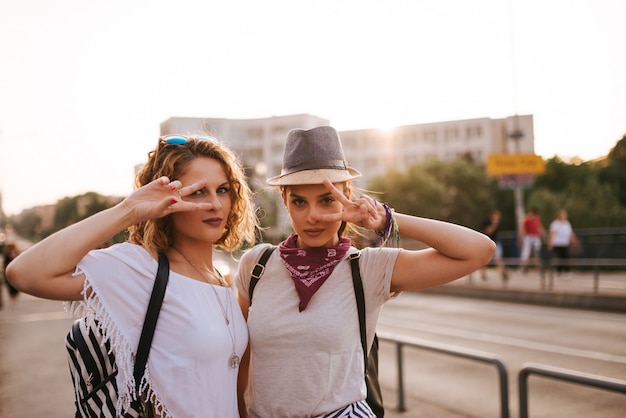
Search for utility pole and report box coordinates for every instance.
[508,118,525,236]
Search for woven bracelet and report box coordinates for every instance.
[376,202,393,238]
[378,203,399,247]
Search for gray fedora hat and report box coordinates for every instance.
[267,126,362,186]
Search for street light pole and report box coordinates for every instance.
[509,119,525,237]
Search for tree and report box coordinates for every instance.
[528,135,626,228]
[9,211,42,242]
[368,158,498,230]
[8,192,124,242]
[599,134,626,206]
[534,157,596,192]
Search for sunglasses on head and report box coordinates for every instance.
[160,135,219,145]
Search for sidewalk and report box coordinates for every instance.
[0,294,76,418]
[424,266,626,312]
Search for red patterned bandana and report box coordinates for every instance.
[278,233,351,311]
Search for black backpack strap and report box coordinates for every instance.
[248,245,276,305]
[350,251,385,417]
[349,251,368,372]
[134,251,170,391]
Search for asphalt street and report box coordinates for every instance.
[1,267,624,417]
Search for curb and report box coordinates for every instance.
[421,286,626,313]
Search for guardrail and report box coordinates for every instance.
[542,258,626,292]
[492,257,626,292]
[377,332,626,418]
[518,362,626,418]
[377,331,510,418]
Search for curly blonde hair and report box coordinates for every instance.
[128,136,259,254]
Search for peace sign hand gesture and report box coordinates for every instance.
[123,176,213,225]
[313,179,387,232]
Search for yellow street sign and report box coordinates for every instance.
[486,154,546,176]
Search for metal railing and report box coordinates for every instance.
[377,331,510,418]
[518,362,626,418]
[541,258,626,292]
[377,332,626,418]
[479,257,626,293]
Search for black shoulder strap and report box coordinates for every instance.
[349,251,369,373]
[134,251,170,390]
[248,245,276,305]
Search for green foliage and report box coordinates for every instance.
[367,135,626,232]
[51,192,122,235]
[527,136,626,228]
[527,177,626,228]
[599,134,626,206]
[369,158,499,230]
[8,192,124,242]
[534,157,597,192]
[8,211,43,242]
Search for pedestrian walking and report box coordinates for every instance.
[548,208,578,278]
[519,207,545,273]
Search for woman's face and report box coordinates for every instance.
[283,182,347,249]
[170,157,232,245]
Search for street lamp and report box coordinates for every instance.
[508,118,525,240]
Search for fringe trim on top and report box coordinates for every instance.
[65,268,172,418]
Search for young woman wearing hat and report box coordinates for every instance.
[7,135,259,417]
[235,126,496,418]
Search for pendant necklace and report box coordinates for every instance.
[211,284,239,368]
[172,247,229,287]
[172,247,240,368]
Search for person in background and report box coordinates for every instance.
[480,210,508,283]
[235,126,495,418]
[548,208,578,278]
[519,207,545,273]
[6,134,259,418]
[3,242,21,305]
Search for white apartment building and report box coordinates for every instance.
[160,113,534,238]
[339,114,534,187]
[160,114,330,191]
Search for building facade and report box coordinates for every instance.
[160,113,534,238]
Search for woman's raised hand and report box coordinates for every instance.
[122,176,213,224]
[314,179,386,231]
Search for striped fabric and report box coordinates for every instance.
[317,400,377,418]
[66,316,146,418]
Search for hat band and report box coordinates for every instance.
[280,159,348,176]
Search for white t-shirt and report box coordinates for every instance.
[236,244,400,418]
[73,242,247,418]
[550,220,573,247]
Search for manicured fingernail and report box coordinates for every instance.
[170,198,178,204]
[169,185,177,190]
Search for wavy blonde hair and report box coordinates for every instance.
[128,136,259,254]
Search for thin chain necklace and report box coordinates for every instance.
[172,247,228,287]
[172,247,240,368]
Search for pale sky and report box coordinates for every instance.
[1,0,624,215]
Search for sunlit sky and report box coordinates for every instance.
[1,0,624,215]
